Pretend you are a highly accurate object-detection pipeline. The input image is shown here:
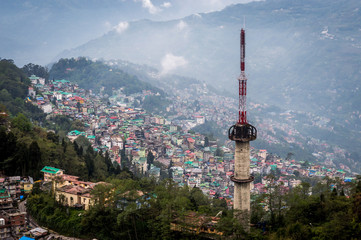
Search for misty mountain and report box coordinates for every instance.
[0,0,249,67]
[0,0,148,66]
[57,0,361,128]
[103,59,228,96]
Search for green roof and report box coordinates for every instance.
[41,166,61,174]
[0,188,10,198]
[29,75,39,80]
[68,130,85,136]
[55,79,70,83]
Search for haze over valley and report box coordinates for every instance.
[2,1,361,239]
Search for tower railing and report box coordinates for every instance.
[228,123,257,142]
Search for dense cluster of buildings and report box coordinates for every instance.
[0,176,33,239]
[28,75,356,203]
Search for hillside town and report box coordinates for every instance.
[0,74,357,239]
[26,75,356,201]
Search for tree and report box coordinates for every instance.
[215,147,224,157]
[47,131,59,143]
[189,187,210,212]
[76,101,81,112]
[70,120,85,131]
[28,140,42,178]
[0,89,12,102]
[92,155,108,181]
[85,147,95,178]
[22,63,49,80]
[204,136,209,147]
[11,113,32,132]
[286,152,294,160]
[104,151,115,174]
[147,151,155,170]
[264,175,287,229]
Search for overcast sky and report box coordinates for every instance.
[130,0,261,21]
[0,0,261,66]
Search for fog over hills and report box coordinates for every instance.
[0,0,252,66]
[58,0,361,122]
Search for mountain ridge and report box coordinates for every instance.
[56,0,361,123]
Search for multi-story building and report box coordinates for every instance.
[40,166,64,182]
[0,216,11,239]
[0,189,13,210]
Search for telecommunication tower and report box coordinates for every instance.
[228,28,257,229]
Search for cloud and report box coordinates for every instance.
[176,20,187,31]
[160,53,188,75]
[114,21,129,34]
[104,21,113,31]
[140,0,160,14]
[161,2,171,8]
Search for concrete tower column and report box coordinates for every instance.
[228,123,256,232]
[233,141,251,212]
[233,141,252,231]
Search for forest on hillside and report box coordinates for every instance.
[0,59,45,122]
[49,57,163,96]
[26,173,361,239]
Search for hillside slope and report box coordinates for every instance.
[49,57,164,96]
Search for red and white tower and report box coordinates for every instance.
[228,28,257,230]
[239,28,247,124]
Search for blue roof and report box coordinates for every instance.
[20,237,35,240]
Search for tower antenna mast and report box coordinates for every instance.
[238,27,247,124]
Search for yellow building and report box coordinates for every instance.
[41,166,103,210]
[21,181,33,193]
[55,185,93,210]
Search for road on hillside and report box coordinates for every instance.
[19,200,84,240]
[19,200,39,228]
